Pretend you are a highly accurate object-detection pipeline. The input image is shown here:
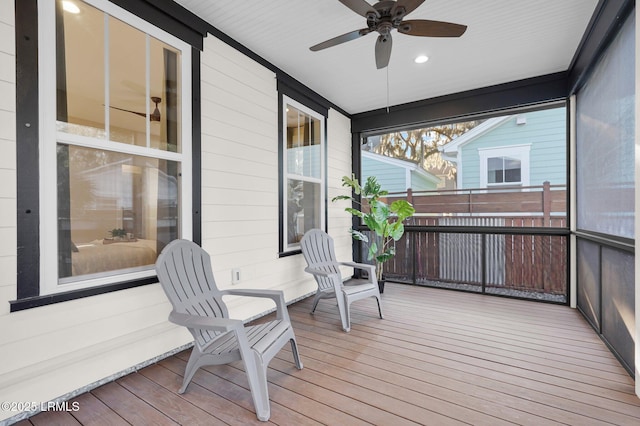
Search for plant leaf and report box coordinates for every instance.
[390,200,416,221]
[389,222,405,240]
[349,229,368,242]
[363,214,384,235]
[376,246,396,263]
[370,199,390,223]
[367,241,377,261]
[363,176,381,198]
[332,195,352,202]
[341,174,361,195]
[345,207,364,218]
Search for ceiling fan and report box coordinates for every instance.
[310,0,467,69]
[110,96,162,122]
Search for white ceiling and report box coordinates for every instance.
[173,0,599,115]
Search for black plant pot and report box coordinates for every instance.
[378,279,385,294]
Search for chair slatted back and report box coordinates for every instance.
[156,240,229,347]
[300,229,342,292]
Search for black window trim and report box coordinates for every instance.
[277,79,329,257]
[12,0,203,312]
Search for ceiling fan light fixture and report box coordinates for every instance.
[150,97,162,122]
[62,1,80,14]
[414,55,429,64]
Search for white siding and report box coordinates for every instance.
[0,0,16,318]
[327,109,356,261]
[0,25,352,425]
[200,37,353,319]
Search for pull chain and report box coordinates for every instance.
[386,65,390,113]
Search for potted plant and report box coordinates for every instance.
[109,228,127,240]
[332,174,415,292]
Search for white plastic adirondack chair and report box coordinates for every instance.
[300,229,383,332]
[155,239,303,422]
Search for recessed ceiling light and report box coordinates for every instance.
[62,1,80,14]
[414,55,429,64]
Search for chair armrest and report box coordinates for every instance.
[304,266,340,278]
[339,261,376,276]
[304,266,345,295]
[169,311,242,333]
[220,289,290,321]
[222,288,282,299]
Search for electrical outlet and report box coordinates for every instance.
[231,268,241,284]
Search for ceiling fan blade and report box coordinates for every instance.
[398,19,467,37]
[375,34,392,69]
[394,0,426,16]
[338,0,379,18]
[109,97,162,121]
[109,105,147,118]
[310,28,371,51]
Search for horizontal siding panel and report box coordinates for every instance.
[202,99,275,136]
[202,249,279,275]
[201,170,276,192]
[2,324,190,412]
[201,116,277,153]
[202,239,276,262]
[202,38,275,88]
[202,234,277,257]
[200,235,279,261]
[201,151,275,178]
[0,197,15,225]
[201,79,276,125]
[328,138,352,156]
[201,146,276,176]
[0,170,18,197]
[201,68,276,114]
[328,159,352,177]
[203,219,275,239]
[0,284,15,315]
[0,80,15,112]
[0,255,16,285]
[0,138,15,169]
[202,133,275,163]
[0,109,15,140]
[0,303,175,377]
[204,135,278,164]
[201,205,276,222]
[201,187,276,207]
[0,0,13,26]
[0,21,13,55]
[0,227,15,257]
[0,52,14,83]
[201,55,275,98]
[0,285,169,346]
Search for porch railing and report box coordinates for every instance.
[356,183,569,303]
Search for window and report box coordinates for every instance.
[479,145,530,187]
[487,156,521,184]
[38,0,192,294]
[281,96,325,253]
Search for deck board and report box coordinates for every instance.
[20,283,640,425]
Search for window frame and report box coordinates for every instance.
[11,0,200,310]
[38,0,193,296]
[479,144,531,188]
[279,94,326,255]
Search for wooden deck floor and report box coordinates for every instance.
[18,283,640,425]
